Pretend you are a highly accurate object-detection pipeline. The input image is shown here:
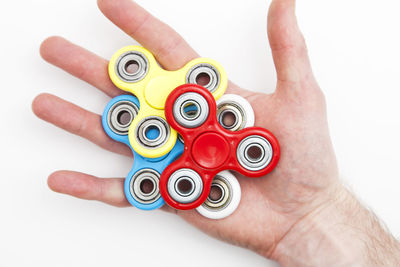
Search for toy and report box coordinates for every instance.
[160,84,280,210]
[108,46,227,158]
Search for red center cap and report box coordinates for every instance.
[191,132,230,169]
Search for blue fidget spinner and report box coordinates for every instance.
[102,94,183,210]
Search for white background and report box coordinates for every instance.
[0,0,399,266]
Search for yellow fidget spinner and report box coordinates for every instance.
[108,46,227,158]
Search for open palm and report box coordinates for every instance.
[33,0,340,259]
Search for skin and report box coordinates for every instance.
[32,0,400,265]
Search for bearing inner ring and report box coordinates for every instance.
[244,143,265,163]
[135,116,170,149]
[217,102,246,131]
[130,169,161,204]
[175,177,195,197]
[173,92,209,128]
[207,184,225,204]
[142,123,162,143]
[202,175,232,211]
[180,100,201,121]
[237,135,273,171]
[115,51,149,83]
[168,169,203,204]
[107,100,138,135]
[186,63,220,93]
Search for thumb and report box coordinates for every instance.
[267,0,314,88]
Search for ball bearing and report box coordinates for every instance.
[216,94,255,131]
[135,116,170,149]
[167,169,203,204]
[130,169,161,204]
[217,103,244,131]
[107,100,138,135]
[186,63,220,93]
[115,51,149,83]
[237,135,273,171]
[173,92,209,128]
[202,175,232,211]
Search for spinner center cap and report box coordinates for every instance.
[144,76,180,109]
[191,132,230,169]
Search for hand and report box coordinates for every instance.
[32,0,400,266]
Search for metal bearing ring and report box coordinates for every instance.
[107,100,138,135]
[186,63,220,93]
[167,169,203,204]
[130,169,161,204]
[202,175,232,211]
[173,92,209,128]
[217,103,245,131]
[237,135,273,171]
[115,51,149,82]
[216,94,255,131]
[178,134,184,144]
[135,116,170,149]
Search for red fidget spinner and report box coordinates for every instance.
[160,84,280,210]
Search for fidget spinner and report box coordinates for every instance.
[160,84,280,210]
[108,46,227,158]
[102,94,183,210]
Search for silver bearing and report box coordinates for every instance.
[173,92,209,128]
[115,51,149,82]
[107,100,138,135]
[217,103,245,131]
[130,169,161,204]
[135,116,170,149]
[202,175,232,211]
[167,169,203,204]
[186,63,220,93]
[237,135,273,171]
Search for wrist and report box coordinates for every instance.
[270,184,400,266]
